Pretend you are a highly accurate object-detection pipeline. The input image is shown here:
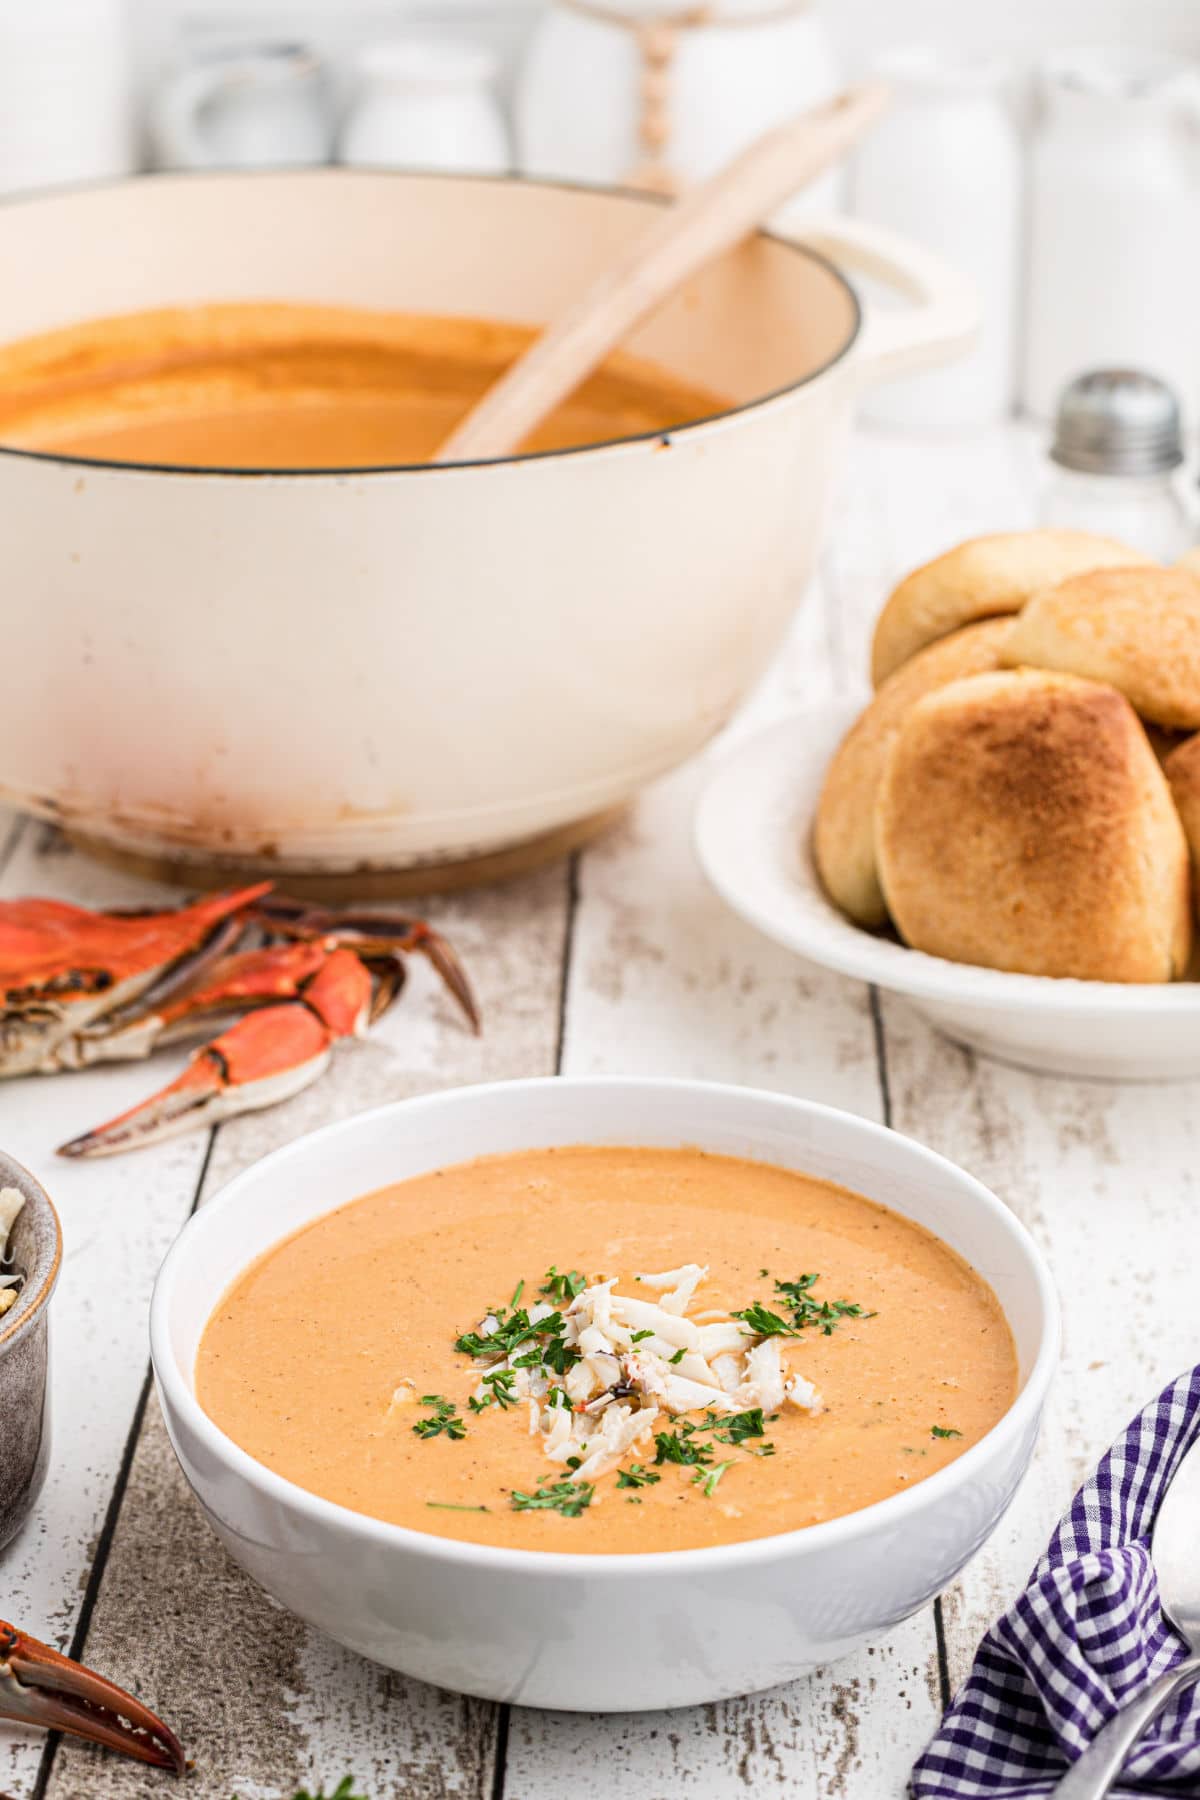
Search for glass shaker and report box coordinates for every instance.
[1039,370,1192,564]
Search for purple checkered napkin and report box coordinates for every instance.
[911,1365,1200,1798]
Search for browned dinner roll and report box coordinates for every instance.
[1176,547,1200,580]
[875,670,1192,982]
[870,529,1150,687]
[1004,565,1200,730]
[1166,732,1200,883]
[815,619,1014,926]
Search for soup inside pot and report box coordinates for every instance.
[196,1145,1017,1554]
[0,301,730,469]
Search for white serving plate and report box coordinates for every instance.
[150,1077,1057,1712]
[695,702,1200,1082]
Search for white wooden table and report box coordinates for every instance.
[3,423,1196,1800]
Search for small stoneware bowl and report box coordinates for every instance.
[0,1154,62,1553]
[151,1077,1058,1711]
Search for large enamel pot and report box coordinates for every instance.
[0,171,974,885]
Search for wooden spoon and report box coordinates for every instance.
[434,81,889,466]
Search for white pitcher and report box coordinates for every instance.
[853,48,1022,430]
[151,42,333,171]
[1024,49,1200,422]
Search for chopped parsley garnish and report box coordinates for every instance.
[774,1274,874,1334]
[668,1346,686,1365]
[455,1308,541,1360]
[616,1462,661,1489]
[734,1275,873,1339]
[455,1304,580,1379]
[654,1428,714,1467]
[546,1385,570,1409]
[510,1480,595,1517]
[510,1279,525,1307]
[541,1332,581,1377]
[468,1369,519,1413]
[693,1460,734,1497]
[540,1265,586,1303]
[731,1302,802,1339]
[412,1395,466,1441]
[426,1500,489,1513]
[931,1425,962,1440]
[630,1329,655,1345]
[696,1407,766,1446]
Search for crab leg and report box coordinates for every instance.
[57,948,372,1158]
[254,899,481,1032]
[0,1620,184,1772]
[73,940,333,1062]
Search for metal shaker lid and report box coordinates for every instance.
[1050,370,1184,476]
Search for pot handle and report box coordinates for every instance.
[793,216,979,388]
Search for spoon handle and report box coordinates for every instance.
[1052,1653,1200,1799]
[434,81,889,465]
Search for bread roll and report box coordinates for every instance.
[875,669,1192,982]
[871,529,1149,687]
[1004,565,1200,730]
[1176,547,1200,580]
[815,619,1013,926]
[1166,732,1200,883]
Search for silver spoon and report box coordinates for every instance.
[1054,1426,1200,1797]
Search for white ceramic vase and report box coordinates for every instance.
[852,48,1021,430]
[1024,49,1200,423]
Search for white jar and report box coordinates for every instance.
[852,48,1021,430]
[0,0,135,193]
[339,39,510,175]
[1024,49,1200,424]
[514,0,842,219]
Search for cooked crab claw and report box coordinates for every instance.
[58,948,372,1157]
[253,897,481,1033]
[0,1619,184,1772]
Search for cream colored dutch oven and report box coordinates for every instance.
[0,171,974,888]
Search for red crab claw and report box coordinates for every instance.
[77,939,334,1061]
[0,1619,184,1772]
[57,948,372,1158]
[254,898,481,1033]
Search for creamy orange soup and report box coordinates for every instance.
[0,302,727,468]
[196,1147,1017,1554]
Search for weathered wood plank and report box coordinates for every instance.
[0,821,215,1800]
[880,1006,1200,1694]
[502,550,947,1795]
[34,866,570,1800]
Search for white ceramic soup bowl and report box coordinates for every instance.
[150,1077,1057,1712]
[0,171,974,886]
